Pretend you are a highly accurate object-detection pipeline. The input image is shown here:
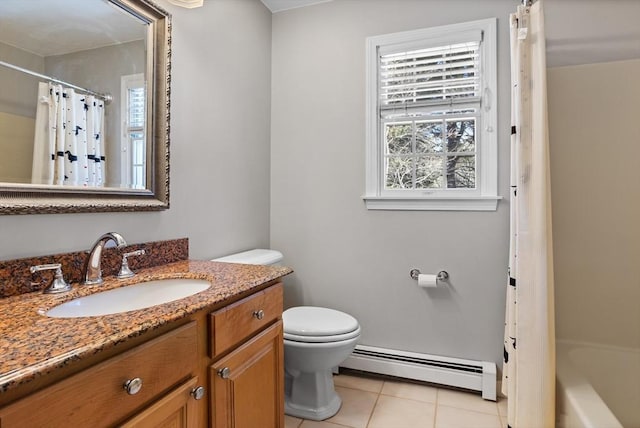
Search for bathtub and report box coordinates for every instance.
[556,340,640,428]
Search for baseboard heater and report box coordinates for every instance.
[340,345,497,401]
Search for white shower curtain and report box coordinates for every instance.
[502,2,555,427]
[31,82,106,186]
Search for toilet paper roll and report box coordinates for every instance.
[417,274,438,288]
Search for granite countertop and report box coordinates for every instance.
[0,259,292,395]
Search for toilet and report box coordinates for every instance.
[282,306,360,420]
[213,249,361,421]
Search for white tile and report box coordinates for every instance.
[368,395,436,428]
[435,405,502,428]
[325,386,378,428]
[285,414,303,428]
[299,420,351,428]
[333,373,384,393]
[381,380,437,403]
[437,388,499,415]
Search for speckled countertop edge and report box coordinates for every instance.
[0,260,292,394]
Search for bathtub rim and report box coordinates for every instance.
[556,340,623,428]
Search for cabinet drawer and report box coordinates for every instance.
[0,322,198,428]
[209,283,283,357]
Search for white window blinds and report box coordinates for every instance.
[378,31,482,117]
[128,87,145,128]
[120,73,146,189]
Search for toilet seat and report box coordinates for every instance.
[283,306,360,343]
[284,325,361,343]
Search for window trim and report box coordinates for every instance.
[363,18,500,211]
[120,73,146,189]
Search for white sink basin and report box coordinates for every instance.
[45,278,211,318]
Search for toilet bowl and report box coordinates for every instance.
[283,306,360,420]
[213,249,360,421]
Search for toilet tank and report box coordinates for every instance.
[212,249,283,266]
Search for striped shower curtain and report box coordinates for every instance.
[31,82,105,187]
[502,2,555,427]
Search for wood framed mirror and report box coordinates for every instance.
[0,0,171,214]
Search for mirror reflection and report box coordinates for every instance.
[0,0,148,190]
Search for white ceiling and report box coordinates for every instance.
[0,0,147,57]
[260,0,332,13]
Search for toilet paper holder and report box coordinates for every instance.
[409,269,449,283]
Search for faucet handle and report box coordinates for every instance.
[117,249,146,279]
[30,263,72,294]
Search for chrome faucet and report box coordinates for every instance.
[83,232,127,285]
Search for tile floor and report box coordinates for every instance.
[285,372,508,428]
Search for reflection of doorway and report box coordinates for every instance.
[0,112,34,183]
[120,73,145,189]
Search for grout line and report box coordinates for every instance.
[377,391,438,405]
[323,421,359,428]
[290,415,302,428]
[436,402,501,417]
[298,417,355,428]
[364,382,384,428]
[433,388,440,428]
[375,378,439,405]
[335,384,382,394]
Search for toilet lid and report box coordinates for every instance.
[283,306,359,337]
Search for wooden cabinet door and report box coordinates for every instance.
[121,377,202,428]
[210,321,284,428]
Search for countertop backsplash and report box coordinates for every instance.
[0,238,189,298]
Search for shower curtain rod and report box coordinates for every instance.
[0,59,112,104]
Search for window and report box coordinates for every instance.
[120,73,146,189]
[364,19,500,211]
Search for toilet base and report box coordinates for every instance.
[285,393,341,421]
[284,369,342,421]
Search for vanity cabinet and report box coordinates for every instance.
[0,322,200,427]
[209,284,284,428]
[0,281,285,428]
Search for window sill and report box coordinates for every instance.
[362,195,502,211]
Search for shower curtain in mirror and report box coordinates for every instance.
[31,82,105,187]
[502,2,555,427]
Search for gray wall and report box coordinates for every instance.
[0,42,44,183]
[0,0,272,262]
[0,42,42,183]
[0,41,44,118]
[270,0,512,366]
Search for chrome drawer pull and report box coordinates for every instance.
[252,309,265,320]
[191,386,205,400]
[124,377,143,395]
[218,367,231,379]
